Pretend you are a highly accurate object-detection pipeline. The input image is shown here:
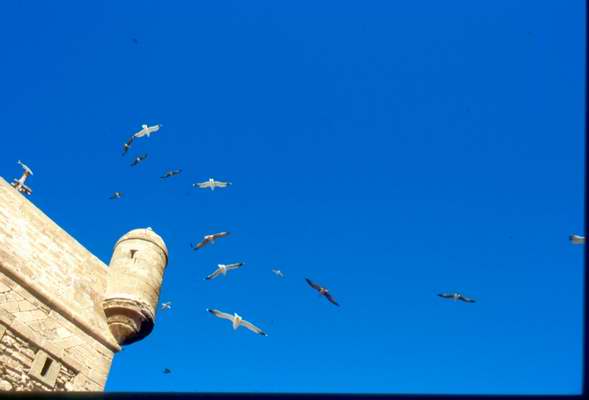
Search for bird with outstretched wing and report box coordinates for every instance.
[305,278,340,306]
[191,231,230,250]
[161,169,182,179]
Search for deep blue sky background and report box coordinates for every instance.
[0,0,585,394]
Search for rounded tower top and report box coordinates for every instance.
[114,227,168,265]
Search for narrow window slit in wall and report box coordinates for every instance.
[30,350,60,388]
[40,357,52,377]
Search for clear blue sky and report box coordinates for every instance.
[0,0,584,395]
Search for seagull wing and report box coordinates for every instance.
[272,269,284,277]
[241,319,267,336]
[148,124,161,134]
[305,278,322,292]
[205,267,223,281]
[214,181,230,187]
[133,128,145,138]
[225,262,244,270]
[193,238,209,250]
[460,295,476,303]
[207,308,234,321]
[197,181,212,188]
[324,292,340,306]
[213,231,229,239]
[438,293,453,299]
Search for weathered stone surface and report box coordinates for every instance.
[0,380,13,391]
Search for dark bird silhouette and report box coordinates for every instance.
[305,278,339,306]
[122,136,135,156]
[161,169,182,179]
[438,292,476,303]
[130,154,148,166]
[163,368,171,374]
[109,192,123,200]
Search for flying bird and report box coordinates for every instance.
[272,269,285,278]
[205,263,244,281]
[438,292,476,303]
[161,302,172,311]
[122,136,135,156]
[109,192,123,200]
[130,154,148,166]
[161,169,182,179]
[163,368,171,374]
[206,308,267,336]
[569,234,585,245]
[305,278,339,306]
[193,178,231,191]
[11,160,34,195]
[191,232,230,250]
[133,124,162,139]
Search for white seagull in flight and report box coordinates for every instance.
[161,302,172,311]
[205,262,244,281]
[272,269,285,278]
[191,231,230,250]
[133,124,162,139]
[193,178,231,191]
[569,234,585,245]
[206,308,267,336]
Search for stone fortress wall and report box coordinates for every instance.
[0,177,168,391]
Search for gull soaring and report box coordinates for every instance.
[438,292,476,303]
[206,308,267,336]
[193,178,231,191]
[272,269,285,278]
[161,302,172,311]
[131,154,148,167]
[133,124,162,139]
[161,169,182,179]
[205,262,244,281]
[305,278,340,306]
[122,136,135,156]
[191,231,230,250]
[569,234,585,245]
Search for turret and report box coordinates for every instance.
[103,228,168,346]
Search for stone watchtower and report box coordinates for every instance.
[0,177,168,391]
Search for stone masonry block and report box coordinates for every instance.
[0,281,10,293]
[15,309,48,323]
[17,300,38,312]
[2,301,20,313]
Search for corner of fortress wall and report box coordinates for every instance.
[0,176,119,391]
